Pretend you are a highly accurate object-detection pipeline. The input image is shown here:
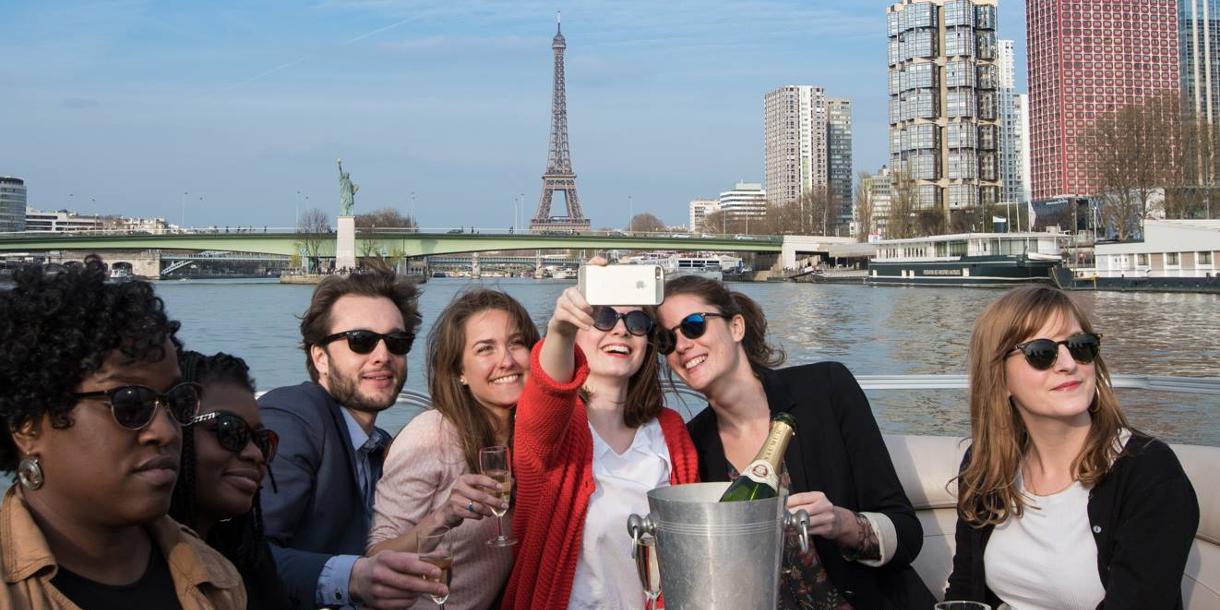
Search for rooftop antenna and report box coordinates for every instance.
[556,10,561,32]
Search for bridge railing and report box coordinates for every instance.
[0,227,784,242]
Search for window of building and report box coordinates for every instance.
[1167,252,1180,266]
[1137,253,1149,266]
[1199,251,1212,265]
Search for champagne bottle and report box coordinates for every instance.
[718,412,797,502]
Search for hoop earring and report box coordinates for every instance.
[17,455,44,490]
[1089,386,1101,413]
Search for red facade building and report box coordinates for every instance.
[1028,0,1180,200]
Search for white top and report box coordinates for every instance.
[984,479,1105,610]
[567,418,672,610]
[368,410,514,610]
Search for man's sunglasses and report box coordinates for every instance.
[592,306,655,337]
[190,410,279,463]
[656,312,727,355]
[321,329,415,355]
[72,382,202,430]
[1009,332,1102,370]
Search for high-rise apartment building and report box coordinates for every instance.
[764,86,828,208]
[827,98,854,230]
[1028,0,1180,200]
[887,0,1001,219]
[688,198,720,233]
[0,177,27,232]
[1180,0,1220,124]
[997,39,1030,205]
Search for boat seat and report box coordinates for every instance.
[883,434,1220,608]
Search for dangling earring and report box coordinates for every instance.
[17,455,44,490]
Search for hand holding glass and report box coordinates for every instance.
[418,528,453,609]
[479,445,517,547]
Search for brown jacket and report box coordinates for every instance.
[0,485,247,610]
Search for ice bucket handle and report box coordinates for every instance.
[784,509,811,554]
[627,513,657,560]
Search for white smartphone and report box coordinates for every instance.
[578,264,665,306]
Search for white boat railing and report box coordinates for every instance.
[393,374,1220,411]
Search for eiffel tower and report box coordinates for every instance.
[530,13,591,233]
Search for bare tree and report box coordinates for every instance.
[853,172,874,242]
[626,213,667,233]
[1086,94,1178,239]
[355,207,417,231]
[795,187,832,235]
[297,208,331,271]
[887,166,917,239]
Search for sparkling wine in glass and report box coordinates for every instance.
[419,528,453,608]
[634,533,662,610]
[479,445,517,547]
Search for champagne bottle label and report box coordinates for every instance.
[739,460,779,490]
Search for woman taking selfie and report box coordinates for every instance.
[0,259,245,609]
[657,275,930,609]
[368,289,540,610]
[945,285,1198,609]
[170,350,289,610]
[503,268,699,610]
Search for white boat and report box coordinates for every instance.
[663,255,724,281]
[869,232,1068,287]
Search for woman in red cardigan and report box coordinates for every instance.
[503,282,699,610]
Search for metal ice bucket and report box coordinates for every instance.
[627,482,809,610]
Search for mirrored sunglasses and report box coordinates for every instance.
[657,312,727,355]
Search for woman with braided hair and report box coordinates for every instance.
[170,350,290,610]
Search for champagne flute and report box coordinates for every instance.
[634,532,662,610]
[419,528,453,609]
[479,445,517,547]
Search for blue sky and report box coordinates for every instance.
[1,0,1026,229]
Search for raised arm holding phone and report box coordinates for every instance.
[501,258,699,610]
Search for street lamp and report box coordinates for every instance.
[628,195,634,233]
[180,191,188,228]
[409,191,416,229]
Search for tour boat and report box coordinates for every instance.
[868,232,1067,287]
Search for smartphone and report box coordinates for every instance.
[578,264,665,306]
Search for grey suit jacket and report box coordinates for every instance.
[258,381,386,610]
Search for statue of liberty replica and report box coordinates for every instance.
[335,158,358,270]
[338,158,359,216]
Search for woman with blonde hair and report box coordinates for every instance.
[368,289,540,609]
[945,285,1198,609]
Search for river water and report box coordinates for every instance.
[158,278,1220,446]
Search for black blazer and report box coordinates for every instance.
[687,362,932,609]
[945,434,1199,609]
[258,381,386,610]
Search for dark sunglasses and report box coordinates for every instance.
[656,312,727,355]
[190,410,279,463]
[592,306,655,337]
[1009,332,1102,370]
[321,329,415,355]
[72,382,202,430]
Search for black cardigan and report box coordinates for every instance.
[686,362,933,609]
[945,434,1200,609]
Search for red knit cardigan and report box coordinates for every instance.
[502,340,700,610]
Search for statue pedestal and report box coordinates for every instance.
[336,216,356,271]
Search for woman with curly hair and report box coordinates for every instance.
[0,259,245,609]
[171,350,290,610]
[945,285,1199,609]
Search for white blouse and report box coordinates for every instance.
[567,418,672,610]
[984,479,1105,610]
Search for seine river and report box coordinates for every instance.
[158,278,1220,446]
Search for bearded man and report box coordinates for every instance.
[259,268,446,610]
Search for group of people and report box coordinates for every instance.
[0,255,1200,610]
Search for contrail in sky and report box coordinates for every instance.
[220,15,418,91]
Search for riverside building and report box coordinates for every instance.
[1180,0,1220,125]
[0,177,27,232]
[688,198,720,233]
[997,39,1031,207]
[718,182,767,230]
[886,0,1001,221]
[764,86,829,208]
[828,98,854,231]
[1027,0,1180,200]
